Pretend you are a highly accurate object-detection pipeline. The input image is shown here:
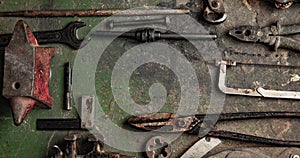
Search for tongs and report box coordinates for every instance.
[128,112,300,146]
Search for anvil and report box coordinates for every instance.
[2,20,55,126]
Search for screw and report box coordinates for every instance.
[291,155,300,158]
[106,16,170,29]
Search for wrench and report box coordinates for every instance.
[0,21,86,49]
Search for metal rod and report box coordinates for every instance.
[65,62,72,111]
[36,119,81,130]
[159,33,217,40]
[93,29,217,42]
[0,9,189,17]
[208,130,300,147]
[107,16,170,29]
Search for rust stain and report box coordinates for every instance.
[243,90,251,94]
[34,47,55,106]
[242,0,253,11]
[105,98,115,116]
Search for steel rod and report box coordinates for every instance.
[0,9,189,17]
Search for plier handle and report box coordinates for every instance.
[128,112,300,146]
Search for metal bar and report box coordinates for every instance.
[159,33,217,40]
[208,130,300,146]
[93,29,217,42]
[195,112,300,121]
[36,119,81,130]
[64,62,72,111]
[79,96,95,129]
[0,9,189,17]
[218,112,300,120]
[107,16,170,29]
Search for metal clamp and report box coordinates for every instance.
[217,60,300,99]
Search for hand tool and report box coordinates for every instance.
[0,9,189,17]
[203,0,227,23]
[145,136,172,158]
[160,0,227,23]
[85,134,136,158]
[2,20,55,126]
[0,3,227,23]
[147,136,221,158]
[128,112,300,146]
[208,147,300,158]
[52,134,81,158]
[106,16,170,29]
[37,96,95,130]
[270,0,300,9]
[224,49,300,67]
[52,134,135,158]
[64,62,72,111]
[216,60,300,99]
[229,22,300,52]
[0,21,86,49]
[93,28,217,42]
[64,134,80,158]
[180,137,221,158]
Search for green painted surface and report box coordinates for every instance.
[1,0,300,158]
[0,0,176,157]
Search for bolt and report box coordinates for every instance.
[106,16,170,29]
[177,120,186,128]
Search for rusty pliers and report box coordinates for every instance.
[129,112,300,146]
[229,22,300,52]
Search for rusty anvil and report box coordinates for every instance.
[2,20,55,126]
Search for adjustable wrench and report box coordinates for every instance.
[0,21,86,49]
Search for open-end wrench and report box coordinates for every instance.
[0,21,86,49]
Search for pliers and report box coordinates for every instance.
[128,112,300,146]
[229,22,300,52]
